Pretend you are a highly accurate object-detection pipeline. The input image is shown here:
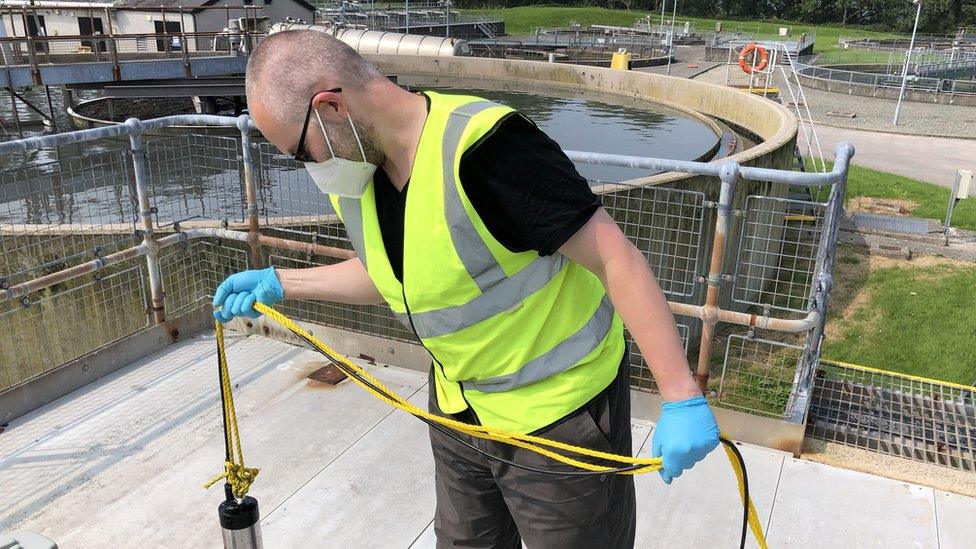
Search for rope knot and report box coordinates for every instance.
[204,461,260,499]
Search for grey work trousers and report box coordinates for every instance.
[427,354,637,549]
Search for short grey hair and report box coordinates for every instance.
[246,30,382,125]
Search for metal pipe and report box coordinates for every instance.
[43,84,56,131]
[0,225,352,304]
[693,161,738,392]
[668,301,819,333]
[238,115,263,268]
[6,85,22,138]
[894,0,923,125]
[1,243,147,302]
[103,6,120,81]
[125,118,166,324]
[269,22,466,57]
[666,0,676,75]
[257,234,356,260]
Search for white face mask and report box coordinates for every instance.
[304,109,378,198]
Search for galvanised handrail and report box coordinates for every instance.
[0,115,854,421]
[793,59,976,96]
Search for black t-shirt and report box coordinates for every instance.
[374,109,601,281]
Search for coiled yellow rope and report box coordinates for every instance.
[207,302,768,547]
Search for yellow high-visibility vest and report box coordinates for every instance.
[330,91,625,433]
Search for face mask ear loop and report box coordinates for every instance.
[345,111,369,163]
[313,108,337,160]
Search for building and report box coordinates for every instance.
[0,0,314,58]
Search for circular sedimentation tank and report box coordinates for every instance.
[367,56,798,190]
[65,57,796,188]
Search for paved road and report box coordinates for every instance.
[801,125,976,188]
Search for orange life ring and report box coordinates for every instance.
[738,43,769,74]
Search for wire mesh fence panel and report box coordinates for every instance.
[147,135,244,229]
[602,185,706,298]
[808,362,976,472]
[255,142,338,239]
[717,334,803,418]
[0,265,148,392]
[0,150,140,288]
[266,253,418,343]
[732,196,827,313]
[626,320,692,393]
[159,240,249,317]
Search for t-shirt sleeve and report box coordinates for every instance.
[459,113,601,256]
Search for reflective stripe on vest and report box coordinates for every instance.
[338,196,367,270]
[461,294,616,393]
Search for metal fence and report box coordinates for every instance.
[809,360,976,472]
[15,115,975,472]
[794,57,976,98]
[795,61,976,97]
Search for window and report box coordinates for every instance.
[154,20,182,52]
[26,14,48,53]
[78,17,107,53]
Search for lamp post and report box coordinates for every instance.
[659,0,666,36]
[667,0,677,75]
[893,0,922,125]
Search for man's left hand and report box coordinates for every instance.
[651,395,720,484]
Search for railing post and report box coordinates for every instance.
[238,115,264,269]
[104,8,121,81]
[179,7,191,77]
[695,161,738,393]
[126,118,167,324]
[20,9,40,85]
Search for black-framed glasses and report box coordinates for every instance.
[292,87,343,163]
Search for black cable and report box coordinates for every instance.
[721,438,750,549]
[216,343,231,463]
[292,330,752,546]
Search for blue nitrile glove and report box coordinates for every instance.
[212,267,285,323]
[651,395,720,484]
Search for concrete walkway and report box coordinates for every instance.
[803,125,976,188]
[1,335,972,548]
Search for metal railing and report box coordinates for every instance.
[793,58,976,98]
[0,5,264,86]
[22,117,976,473]
[711,30,816,57]
[315,1,500,35]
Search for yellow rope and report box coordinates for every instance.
[203,321,260,499]
[722,441,769,549]
[211,302,768,547]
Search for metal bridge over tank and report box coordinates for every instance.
[0,116,973,546]
[1,5,265,88]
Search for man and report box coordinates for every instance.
[213,30,719,548]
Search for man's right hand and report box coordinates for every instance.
[212,267,285,323]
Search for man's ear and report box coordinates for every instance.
[311,89,345,121]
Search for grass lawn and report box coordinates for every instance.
[809,160,976,231]
[473,6,898,53]
[822,246,976,385]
